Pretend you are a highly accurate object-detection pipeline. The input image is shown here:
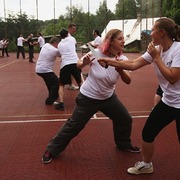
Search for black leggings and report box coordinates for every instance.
[142,100,180,143]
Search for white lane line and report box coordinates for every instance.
[0,60,19,69]
[0,115,148,124]
[0,113,72,118]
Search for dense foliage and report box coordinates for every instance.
[0,0,179,51]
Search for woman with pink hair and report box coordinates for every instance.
[42,29,140,164]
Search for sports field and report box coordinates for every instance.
[0,53,179,179]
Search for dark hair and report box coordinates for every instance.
[94,29,101,37]
[156,18,180,41]
[59,28,68,38]
[68,23,76,28]
[49,36,60,44]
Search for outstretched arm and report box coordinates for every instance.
[98,56,149,71]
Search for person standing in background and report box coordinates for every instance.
[55,28,82,111]
[89,29,102,48]
[28,34,36,63]
[2,38,9,57]
[17,34,26,59]
[0,39,3,56]
[38,33,45,51]
[67,23,80,90]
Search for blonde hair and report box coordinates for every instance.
[156,18,180,41]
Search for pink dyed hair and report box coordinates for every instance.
[99,29,122,56]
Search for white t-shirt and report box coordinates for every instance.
[142,41,180,108]
[58,36,78,69]
[68,33,77,45]
[35,43,60,73]
[0,40,3,49]
[80,49,129,100]
[94,36,102,46]
[38,36,45,48]
[17,37,25,46]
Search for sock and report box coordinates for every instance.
[142,161,152,167]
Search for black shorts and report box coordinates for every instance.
[59,64,81,85]
[156,85,163,97]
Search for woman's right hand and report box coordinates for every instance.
[98,58,110,68]
[77,53,94,69]
[82,53,94,65]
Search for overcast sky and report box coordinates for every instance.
[0,0,118,21]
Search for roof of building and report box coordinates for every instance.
[101,17,162,45]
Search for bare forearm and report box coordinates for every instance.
[77,59,86,69]
[108,60,135,70]
[117,69,131,84]
[99,57,148,70]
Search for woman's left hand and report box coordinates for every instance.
[147,42,162,60]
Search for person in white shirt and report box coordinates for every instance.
[38,33,45,51]
[67,23,80,90]
[0,39,3,56]
[42,28,140,164]
[98,17,180,175]
[55,28,82,111]
[89,29,102,48]
[36,36,60,105]
[2,38,9,57]
[0,39,3,49]
[17,34,26,59]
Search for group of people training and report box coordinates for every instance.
[36,18,179,176]
[17,32,45,63]
[0,38,9,57]
[35,23,81,110]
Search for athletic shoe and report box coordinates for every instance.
[45,99,57,105]
[42,151,53,164]
[55,102,64,111]
[127,161,153,175]
[52,101,59,105]
[68,84,79,90]
[117,146,141,153]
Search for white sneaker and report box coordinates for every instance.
[127,161,153,175]
[68,84,79,90]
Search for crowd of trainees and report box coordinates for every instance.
[35,18,180,175]
[35,23,103,111]
[0,33,45,60]
[0,38,10,57]
[17,32,45,63]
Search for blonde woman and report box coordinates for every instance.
[42,29,140,164]
[98,17,180,175]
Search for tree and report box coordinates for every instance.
[162,0,180,24]
[95,0,115,32]
[115,0,138,19]
[0,0,179,52]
